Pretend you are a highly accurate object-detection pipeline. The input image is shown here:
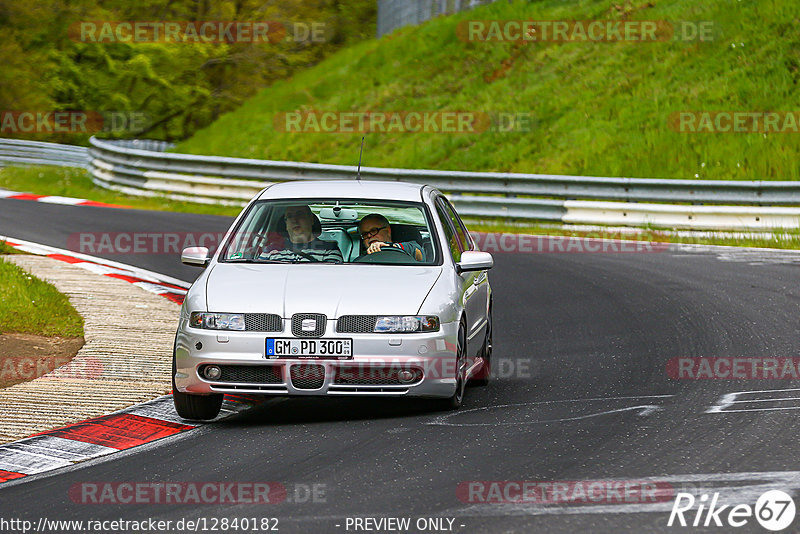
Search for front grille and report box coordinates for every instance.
[291,313,326,337]
[201,365,283,384]
[337,315,377,333]
[290,364,325,389]
[333,366,423,385]
[244,313,282,332]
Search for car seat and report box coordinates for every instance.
[359,223,430,260]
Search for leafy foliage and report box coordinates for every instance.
[0,0,376,142]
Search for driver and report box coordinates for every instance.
[358,213,425,261]
[262,204,342,263]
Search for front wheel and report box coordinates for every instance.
[172,354,223,421]
[433,321,467,410]
[469,306,492,387]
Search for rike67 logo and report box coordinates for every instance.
[668,490,796,531]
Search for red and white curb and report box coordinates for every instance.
[0,395,263,484]
[0,236,265,485]
[1,236,188,305]
[0,189,126,208]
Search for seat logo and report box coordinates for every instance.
[301,319,317,332]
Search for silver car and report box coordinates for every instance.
[173,180,493,420]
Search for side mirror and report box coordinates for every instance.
[456,250,493,274]
[181,246,210,267]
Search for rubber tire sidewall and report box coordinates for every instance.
[434,321,467,411]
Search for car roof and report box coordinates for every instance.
[257,180,429,202]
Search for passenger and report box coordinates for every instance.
[358,213,424,261]
[262,205,342,263]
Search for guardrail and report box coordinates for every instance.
[85,137,800,230]
[3,136,800,230]
[0,138,89,169]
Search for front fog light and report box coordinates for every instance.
[204,366,222,380]
[398,370,415,383]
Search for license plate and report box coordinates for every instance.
[266,338,352,359]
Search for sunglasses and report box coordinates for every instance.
[360,225,387,240]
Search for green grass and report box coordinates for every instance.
[0,241,24,254]
[0,166,242,217]
[177,0,800,181]
[0,258,84,337]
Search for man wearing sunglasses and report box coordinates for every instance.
[358,213,425,261]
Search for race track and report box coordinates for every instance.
[2,198,800,533]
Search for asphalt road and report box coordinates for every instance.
[2,198,800,533]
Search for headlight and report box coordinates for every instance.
[189,312,245,331]
[374,316,439,333]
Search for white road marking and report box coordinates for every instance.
[426,395,674,426]
[133,281,186,296]
[443,471,800,517]
[37,196,87,205]
[0,450,73,475]
[706,388,800,413]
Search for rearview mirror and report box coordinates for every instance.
[456,251,493,274]
[319,207,359,221]
[181,246,210,267]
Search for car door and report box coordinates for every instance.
[434,196,487,360]
[444,197,490,334]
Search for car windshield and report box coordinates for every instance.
[219,199,438,265]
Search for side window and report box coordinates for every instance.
[435,198,462,263]
[437,197,471,254]
[444,198,474,251]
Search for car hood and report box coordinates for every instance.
[204,263,443,317]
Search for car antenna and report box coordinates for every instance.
[356,136,365,181]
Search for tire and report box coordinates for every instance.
[469,306,492,387]
[434,321,467,411]
[172,351,223,421]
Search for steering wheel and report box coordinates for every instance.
[241,232,279,258]
[353,245,413,263]
[291,249,320,262]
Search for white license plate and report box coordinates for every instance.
[266,338,352,359]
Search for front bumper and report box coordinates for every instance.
[173,319,459,398]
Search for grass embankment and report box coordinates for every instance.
[0,242,23,254]
[0,256,83,337]
[0,166,241,217]
[4,0,799,248]
[176,0,799,181]
[0,249,84,388]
